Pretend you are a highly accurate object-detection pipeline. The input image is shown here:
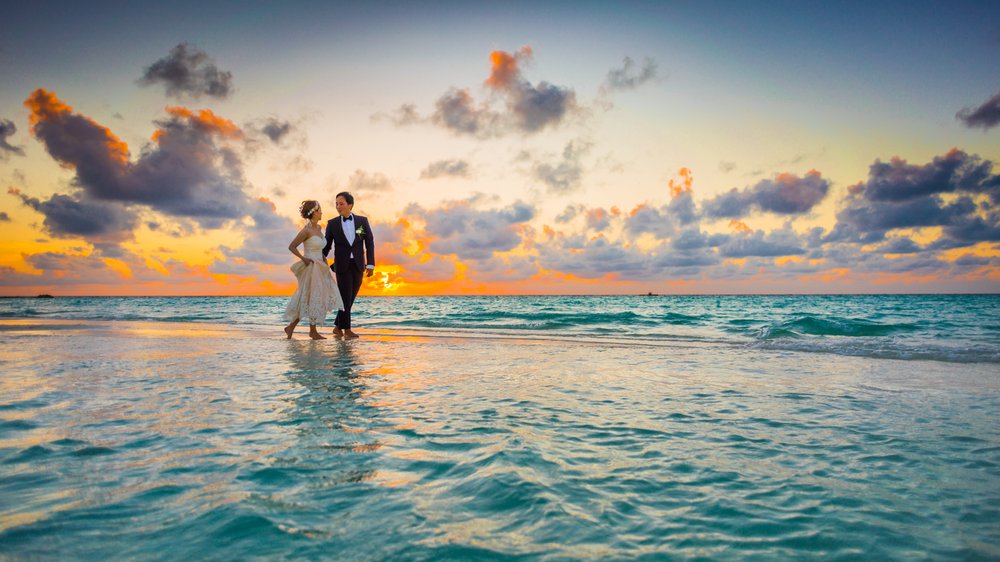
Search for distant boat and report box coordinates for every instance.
[36,294,54,298]
[645,291,657,296]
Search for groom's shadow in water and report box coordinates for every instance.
[282,340,384,484]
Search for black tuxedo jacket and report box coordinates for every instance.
[322,214,375,272]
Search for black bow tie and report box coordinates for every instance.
[343,215,353,222]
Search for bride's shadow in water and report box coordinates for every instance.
[282,340,384,485]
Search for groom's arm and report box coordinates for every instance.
[322,220,334,258]
[363,217,375,268]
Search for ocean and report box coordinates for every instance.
[1,295,998,560]
[2,294,998,363]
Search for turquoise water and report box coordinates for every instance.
[2,294,998,363]
[1,296,999,560]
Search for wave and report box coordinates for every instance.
[751,338,1000,364]
[754,315,923,339]
[380,310,664,331]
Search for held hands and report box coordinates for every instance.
[366,268,374,278]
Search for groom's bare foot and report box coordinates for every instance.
[309,331,327,340]
[332,327,344,337]
[344,329,360,339]
[284,325,294,339]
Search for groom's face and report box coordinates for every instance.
[335,196,353,218]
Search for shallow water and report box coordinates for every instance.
[1,320,998,560]
[2,294,998,364]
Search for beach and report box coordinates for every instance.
[1,313,998,560]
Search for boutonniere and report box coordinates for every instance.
[355,224,365,237]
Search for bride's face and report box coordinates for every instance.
[311,207,322,221]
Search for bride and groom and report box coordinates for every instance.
[283,192,375,340]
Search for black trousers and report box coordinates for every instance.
[333,264,363,329]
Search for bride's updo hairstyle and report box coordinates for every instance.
[299,200,321,219]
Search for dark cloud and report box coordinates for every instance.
[11,188,135,246]
[623,190,697,240]
[556,204,583,223]
[25,89,254,228]
[347,169,393,194]
[861,149,999,203]
[941,210,1000,244]
[466,254,539,283]
[531,140,590,194]
[408,197,534,260]
[0,212,9,222]
[604,57,658,91]
[668,191,699,226]
[431,88,503,137]
[703,171,830,219]
[539,235,650,279]
[880,236,922,254]
[952,254,995,268]
[420,159,470,179]
[259,118,292,143]
[718,228,806,258]
[625,204,675,239]
[483,47,577,132]
[652,245,720,270]
[670,228,712,251]
[379,48,576,138]
[506,80,577,133]
[832,150,1000,244]
[138,43,233,99]
[0,119,25,157]
[719,161,737,173]
[957,90,1000,130]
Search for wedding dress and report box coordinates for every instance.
[284,235,344,324]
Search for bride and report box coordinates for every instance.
[284,200,344,339]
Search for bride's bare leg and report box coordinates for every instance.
[284,319,299,338]
[309,324,326,339]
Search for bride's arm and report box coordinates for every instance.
[288,229,313,265]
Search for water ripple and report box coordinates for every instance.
[0,325,998,560]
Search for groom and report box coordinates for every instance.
[323,191,375,339]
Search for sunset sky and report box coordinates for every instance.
[1,0,998,296]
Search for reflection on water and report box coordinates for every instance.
[281,341,382,484]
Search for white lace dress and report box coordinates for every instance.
[284,235,344,325]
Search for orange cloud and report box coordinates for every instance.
[25,88,130,165]
[669,167,693,197]
[486,46,532,90]
[586,208,608,222]
[628,203,643,216]
[729,219,751,233]
[25,89,72,127]
[154,106,241,140]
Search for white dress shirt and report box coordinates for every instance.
[341,214,356,245]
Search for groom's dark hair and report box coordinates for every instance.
[336,191,354,205]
